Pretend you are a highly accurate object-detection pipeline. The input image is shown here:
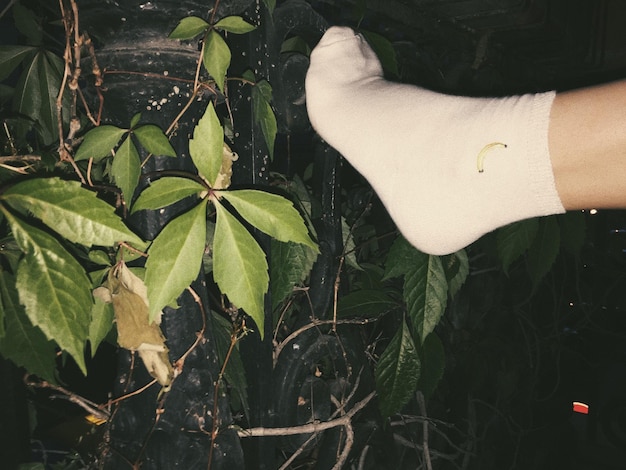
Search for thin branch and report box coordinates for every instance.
[237,391,375,438]
[417,391,433,470]
[24,375,110,421]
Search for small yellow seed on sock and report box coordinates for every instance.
[477,142,507,173]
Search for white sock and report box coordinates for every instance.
[305,26,565,255]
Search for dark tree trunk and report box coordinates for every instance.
[76,1,252,468]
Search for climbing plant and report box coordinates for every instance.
[0,0,593,469]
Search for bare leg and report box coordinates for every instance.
[550,80,626,210]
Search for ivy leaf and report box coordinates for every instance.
[416,332,445,400]
[218,189,317,250]
[111,136,141,200]
[189,101,223,186]
[0,270,57,383]
[496,218,539,274]
[88,296,114,357]
[251,80,276,158]
[337,290,398,319]
[527,216,560,286]
[270,240,317,309]
[2,177,144,247]
[6,213,91,374]
[12,50,65,145]
[74,125,127,162]
[214,16,256,34]
[145,200,207,322]
[169,16,209,39]
[404,252,448,344]
[213,199,268,337]
[375,318,420,418]
[0,45,36,81]
[203,29,230,91]
[132,177,205,213]
[134,124,176,157]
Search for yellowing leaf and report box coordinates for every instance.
[98,263,173,386]
[212,143,239,190]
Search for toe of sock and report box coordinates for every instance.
[317,26,358,47]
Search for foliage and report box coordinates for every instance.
[0,1,594,469]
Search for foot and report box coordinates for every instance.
[305,26,565,255]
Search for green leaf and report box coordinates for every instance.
[203,29,231,91]
[74,125,127,162]
[383,235,421,280]
[214,16,257,34]
[496,218,539,274]
[375,318,420,418]
[169,16,209,39]
[559,211,586,255]
[337,290,398,318]
[130,112,142,128]
[2,177,144,247]
[0,45,36,81]
[213,199,268,337]
[416,332,445,400]
[189,101,224,186]
[88,296,114,357]
[526,216,560,286]
[6,213,91,374]
[134,124,177,157]
[111,136,141,199]
[360,30,399,77]
[443,249,469,298]
[270,240,317,309]
[252,80,276,158]
[404,252,448,344]
[13,3,43,45]
[12,50,65,145]
[0,270,57,383]
[263,0,276,13]
[218,189,317,250]
[132,177,205,213]
[145,200,207,322]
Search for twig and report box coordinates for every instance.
[237,391,374,438]
[24,375,110,422]
[274,317,380,364]
[416,391,433,470]
[0,0,18,20]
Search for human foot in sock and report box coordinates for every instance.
[305,26,565,255]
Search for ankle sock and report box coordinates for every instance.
[305,26,565,255]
